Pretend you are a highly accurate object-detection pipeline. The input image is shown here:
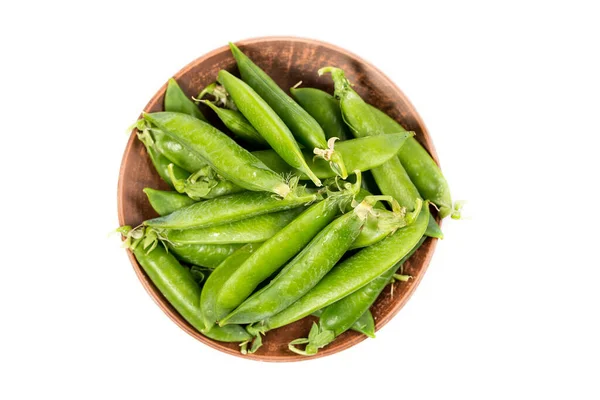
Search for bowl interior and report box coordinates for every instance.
[118,37,439,361]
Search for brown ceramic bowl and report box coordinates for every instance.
[118,36,440,362]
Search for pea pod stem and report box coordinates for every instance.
[253,132,412,180]
[229,43,347,179]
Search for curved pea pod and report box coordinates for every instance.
[152,129,207,173]
[159,208,304,245]
[425,213,444,240]
[164,78,207,122]
[351,198,422,250]
[143,112,292,197]
[229,43,347,179]
[351,311,375,338]
[319,67,421,212]
[311,309,375,337]
[215,178,360,316]
[144,190,318,230]
[219,196,380,326]
[259,203,429,332]
[290,86,350,141]
[289,236,426,355]
[143,188,196,216]
[217,69,322,186]
[369,105,453,219]
[253,132,412,180]
[168,242,244,269]
[120,228,250,343]
[201,243,261,331]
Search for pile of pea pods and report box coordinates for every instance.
[119,43,458,356]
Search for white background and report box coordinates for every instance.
[1,1,599,399]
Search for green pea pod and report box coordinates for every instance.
[122,228,250,343]
[201,243,261,331]
[143,112,292,197]
[168,242,244,269]
[198,100,268,147]
[152,129,207,173]
[164,78,207,122]
[229,43,347,179]
[215,179,360,315]
[289,236,426,355]
[312,309,375,336]
[369,105,453,218]
[144,190,318,230]
[220,197,382,326]
[351,311,375,338]
[136,128,188,188]
[319,67,421,212]
[143,188,196,216]
[290,87,351,141]
[217,70,322,186]
[259,203,429,332]
[160,208,304,245]
[425,213,444,240]
[253,132,412,180]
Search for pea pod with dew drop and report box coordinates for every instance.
[144,190,318,230]
[159,208,305,245]
[368,105,453,219]
[168,242,245,269]
[290,86,351,141]
[143,112,292,197]
[319,67,421,212]
[164,78,207,122]
[118,227,250,342]
[215,177,360,315]
[254,203,429,333]
[217,70,322,187]
[289,236,426,356]
[229,43,347,179]
[201,243,261,331]
[220,196,384,326]
[253,132,412,180]
[144,188,196,216]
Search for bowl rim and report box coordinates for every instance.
[117,35,440,362]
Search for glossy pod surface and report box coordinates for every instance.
[118,37,441,361]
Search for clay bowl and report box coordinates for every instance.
[118,36,440,362]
